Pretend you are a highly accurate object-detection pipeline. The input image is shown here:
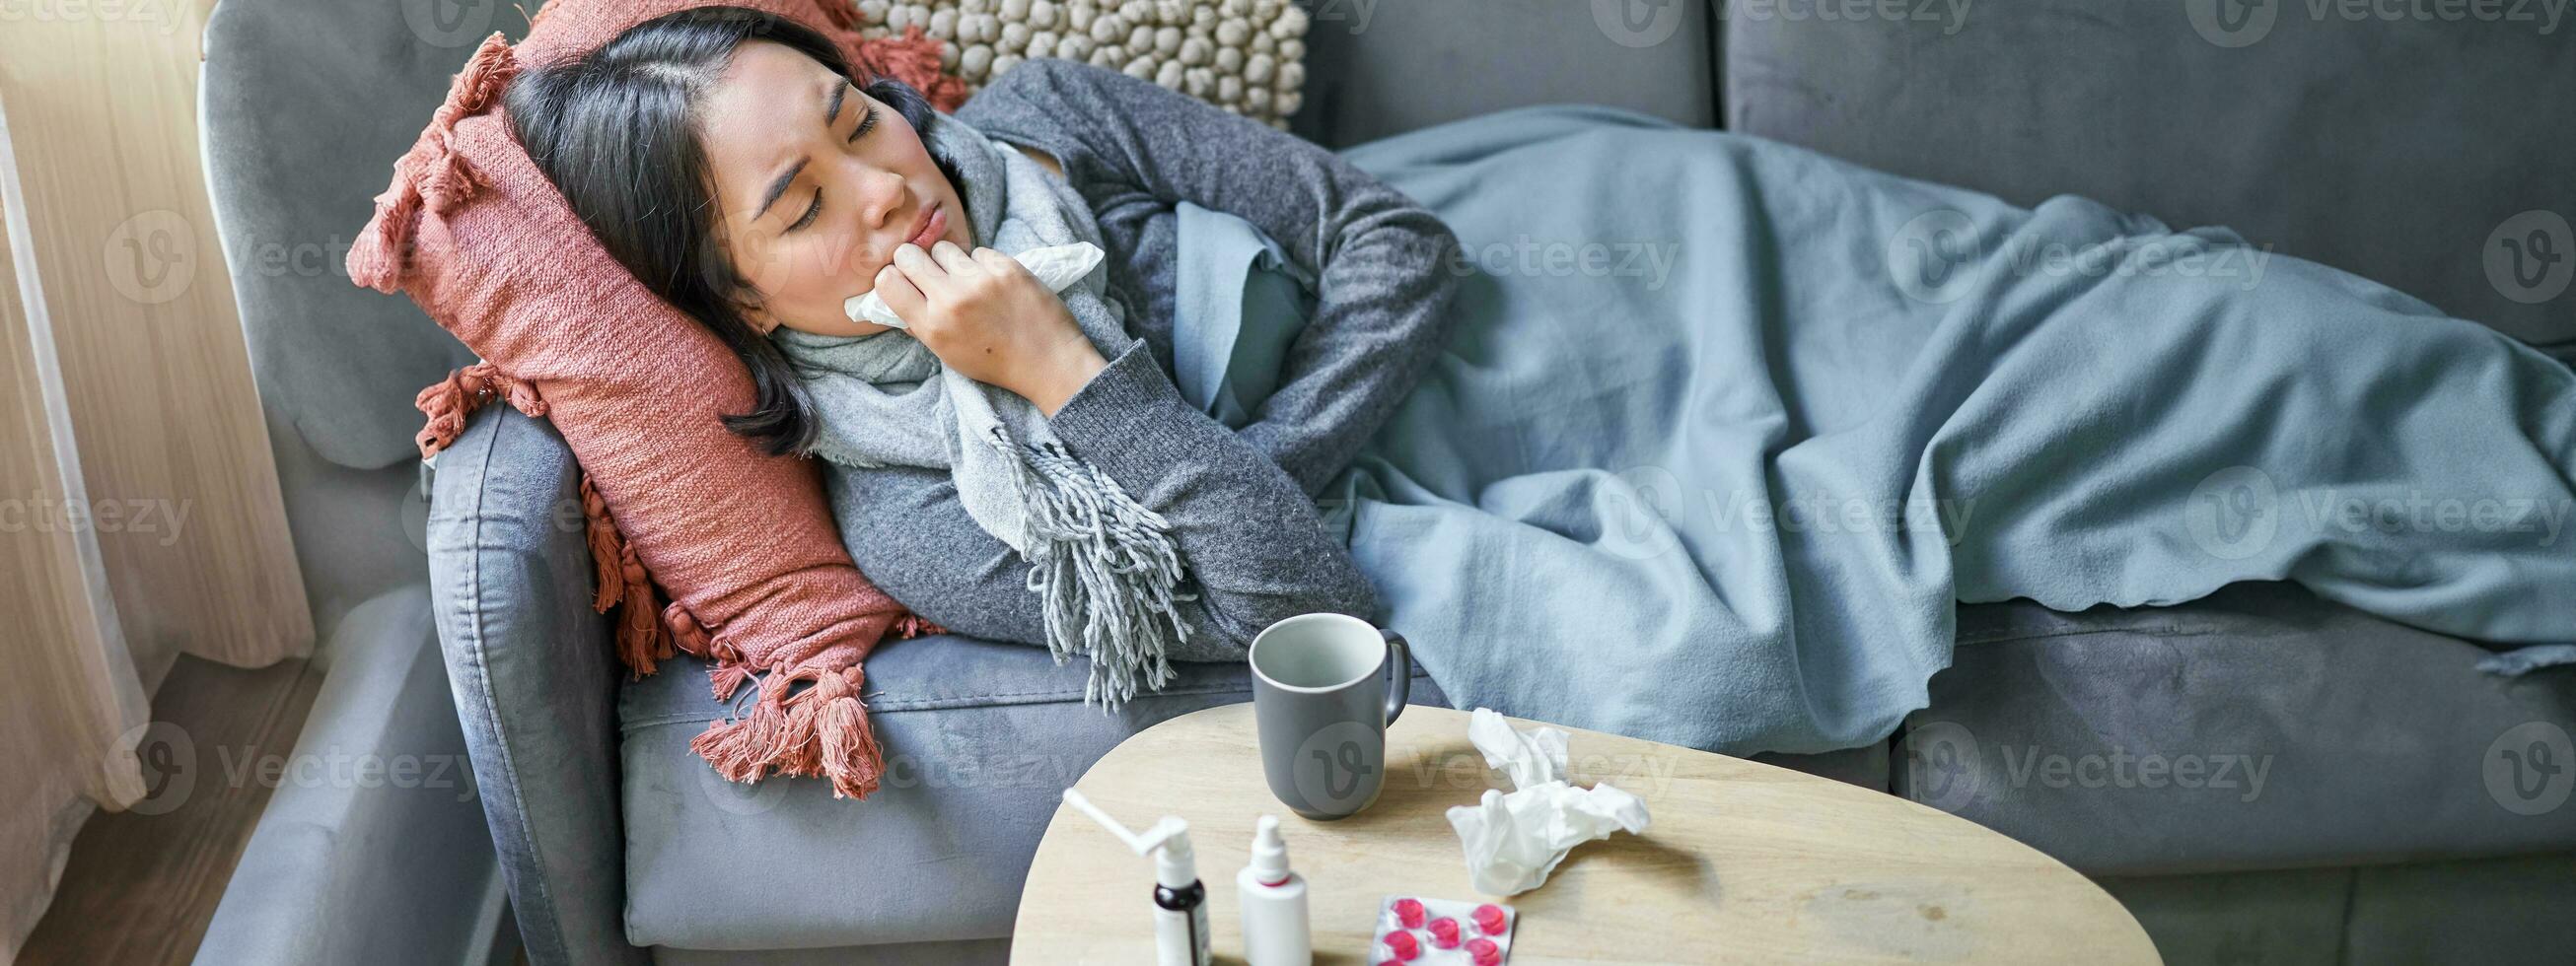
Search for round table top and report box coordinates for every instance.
[1014,703,2159,965]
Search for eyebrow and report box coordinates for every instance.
[752,77,846,221]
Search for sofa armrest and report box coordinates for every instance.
[426,405,650,966]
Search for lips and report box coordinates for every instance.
[904,202,947,250]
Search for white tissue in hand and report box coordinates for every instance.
[841,242,1106,328]
[1446,707,1652,896]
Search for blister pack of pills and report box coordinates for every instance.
[1369,894,1516,965]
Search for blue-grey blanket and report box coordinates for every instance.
[1177,105,2576,757]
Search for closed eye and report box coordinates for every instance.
[789,188,822,232]
[785,97,875,233]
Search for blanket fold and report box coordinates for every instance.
[1227,104,2576,757]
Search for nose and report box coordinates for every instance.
[854,166,905,234]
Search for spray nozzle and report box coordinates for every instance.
[1062,789,1198,889]
[1249,814,1292,886]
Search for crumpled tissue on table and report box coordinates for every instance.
[842,242,1106,328]
[1446,707,1653,896]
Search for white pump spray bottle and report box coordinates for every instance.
[1061,789,1211,966]
[1236,814,1313,965]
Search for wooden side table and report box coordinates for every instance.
[1014,703,2158,964]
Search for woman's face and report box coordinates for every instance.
[698,40,971,337]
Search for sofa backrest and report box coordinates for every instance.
[1724,0,2576,348]
[203,0,530,624]
[204,0,505,473]
[1290,0,1719,149]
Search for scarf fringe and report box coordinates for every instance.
[985,426,1194,711]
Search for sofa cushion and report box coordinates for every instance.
[1724,1,2576,349]
[1914,583,2576,875]
[617,639,1449,949]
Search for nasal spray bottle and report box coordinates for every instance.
[1237,815,1313,965]
[1061,789,1210,966]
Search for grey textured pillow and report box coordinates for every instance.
[855,0,1311,128]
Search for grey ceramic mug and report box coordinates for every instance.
[1249,612,1412,821]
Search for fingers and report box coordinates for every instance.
[931,241,981,275]
[971,245,1026,276]
[892,242,944,283]
[873,261,926,322]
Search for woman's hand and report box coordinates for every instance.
[874,241,1108,416]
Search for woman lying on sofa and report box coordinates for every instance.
[504,5,2576,754]
[507,5,1440,687]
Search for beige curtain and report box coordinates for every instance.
[1,0,314,952]
[0,143,155,963]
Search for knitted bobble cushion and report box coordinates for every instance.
[856,0,1312,129]
[352,0,965,801]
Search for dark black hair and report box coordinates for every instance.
[505,5,956,455]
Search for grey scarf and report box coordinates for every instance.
[768,110,1194,710]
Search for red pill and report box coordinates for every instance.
[1467,937,1501,965]
[1473,904,1509,935]
[1394,898,1426,929]
[1428,918,1463,948]
[1384,930,1419,960]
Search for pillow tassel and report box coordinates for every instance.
[415,362,547,457]
[349,182,421,295]
[691,672,796,784]
[685,662,886,800]
[808,665,887,800]
[351,34,518,294]
[850,25,970,113]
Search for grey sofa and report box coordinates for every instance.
[199,0,2576,962]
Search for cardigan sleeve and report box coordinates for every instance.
[829,339,1382,659]
[955,58,1463,496]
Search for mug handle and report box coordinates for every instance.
[1382,627,1412,725]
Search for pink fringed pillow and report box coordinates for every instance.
[351,0,967,801]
